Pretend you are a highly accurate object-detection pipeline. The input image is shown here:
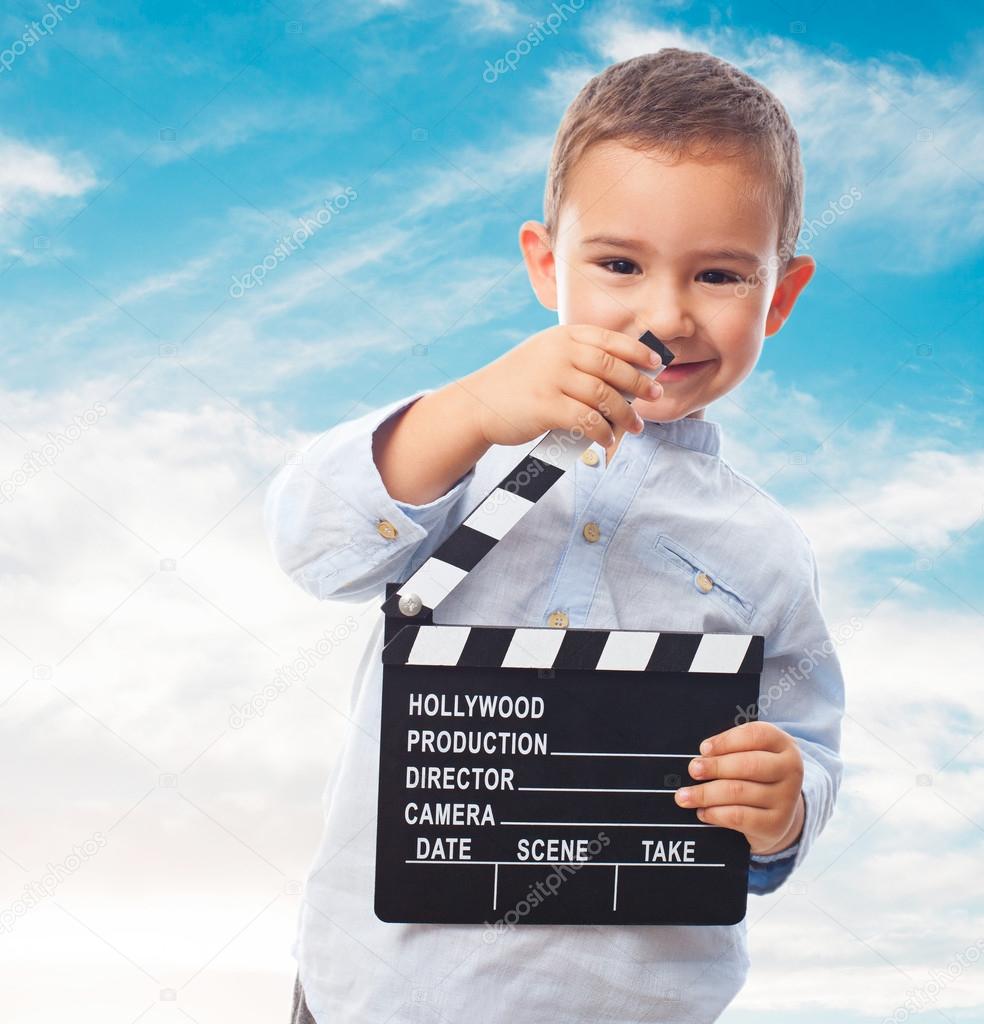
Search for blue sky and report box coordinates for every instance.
[2,2,983,1022]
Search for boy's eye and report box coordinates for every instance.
[599,258,639,276]
[698,270,741,285]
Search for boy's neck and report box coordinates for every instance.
[604,406,706,465]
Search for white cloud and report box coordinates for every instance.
[0,137,93,208]
[47,255,218,347]
[791,447,984,562]
[402,132,555,219]
[454,0,528,33]
[0,371,374,1022]
[146,96,362,167]
[0,136,95,254]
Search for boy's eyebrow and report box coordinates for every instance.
[581,234,763,266]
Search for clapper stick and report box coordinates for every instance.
[380,331,676,622]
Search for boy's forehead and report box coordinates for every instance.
[557,140,778,258]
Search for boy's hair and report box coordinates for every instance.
[544,48,804,273]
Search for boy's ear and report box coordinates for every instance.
[765,255,815,337]
[519,220,558,311]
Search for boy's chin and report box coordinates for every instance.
[635,394,701,423]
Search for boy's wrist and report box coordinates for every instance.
[373,381,492,506]
[752,792,805,857]
[446,372,496,456]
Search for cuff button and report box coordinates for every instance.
[376,519,398,540]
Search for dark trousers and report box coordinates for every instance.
[290,973,317,1024]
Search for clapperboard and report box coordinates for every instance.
[375,332,763,926]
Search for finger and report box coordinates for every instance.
[699,721,790,757]
[555,395,617,448]
[567,325,668,374]
[675,779,775,810]
[570,342,664,405]
[693,804,774,835]
[688,750,786,784]
[562,368,646,437]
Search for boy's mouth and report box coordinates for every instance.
[658,358,715,382]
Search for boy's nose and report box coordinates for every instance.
[638,289,696,343]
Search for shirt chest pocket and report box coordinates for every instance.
[653,534,756,626]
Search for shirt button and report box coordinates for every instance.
[581,449,599,466]
[582,521,601,543]
[376,519,398,540]
[547,610,569,629]
[695,571,714,593]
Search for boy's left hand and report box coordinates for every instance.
[673,721,805,856]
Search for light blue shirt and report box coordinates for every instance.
[264,386,844,1024]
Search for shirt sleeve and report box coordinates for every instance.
[262,387,478,603]
[747,539,845,895]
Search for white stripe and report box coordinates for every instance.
[464,487,534,540]
[407,625,472,666]
[688,633,752,674]
[531,428,592,472]
[595,631,661,671]
[401,559,469,610]
[501,627,567,668]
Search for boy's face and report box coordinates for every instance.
[520,140,815,421]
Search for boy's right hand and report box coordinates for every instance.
[463,325,665,449]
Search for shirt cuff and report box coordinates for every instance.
[344,388,476,550]
[264,386,479,603]
[372,395,477,530]
[390,471,475,530]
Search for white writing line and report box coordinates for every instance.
[492,863,498,910]
[518,786,676,793]
[613,865,619,911]
[404,859,726,867]
[550,751,698,758]
[500,821,714,828]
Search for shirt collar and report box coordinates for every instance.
[625,415,723,458]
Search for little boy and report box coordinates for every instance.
[265,48,844,1024]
